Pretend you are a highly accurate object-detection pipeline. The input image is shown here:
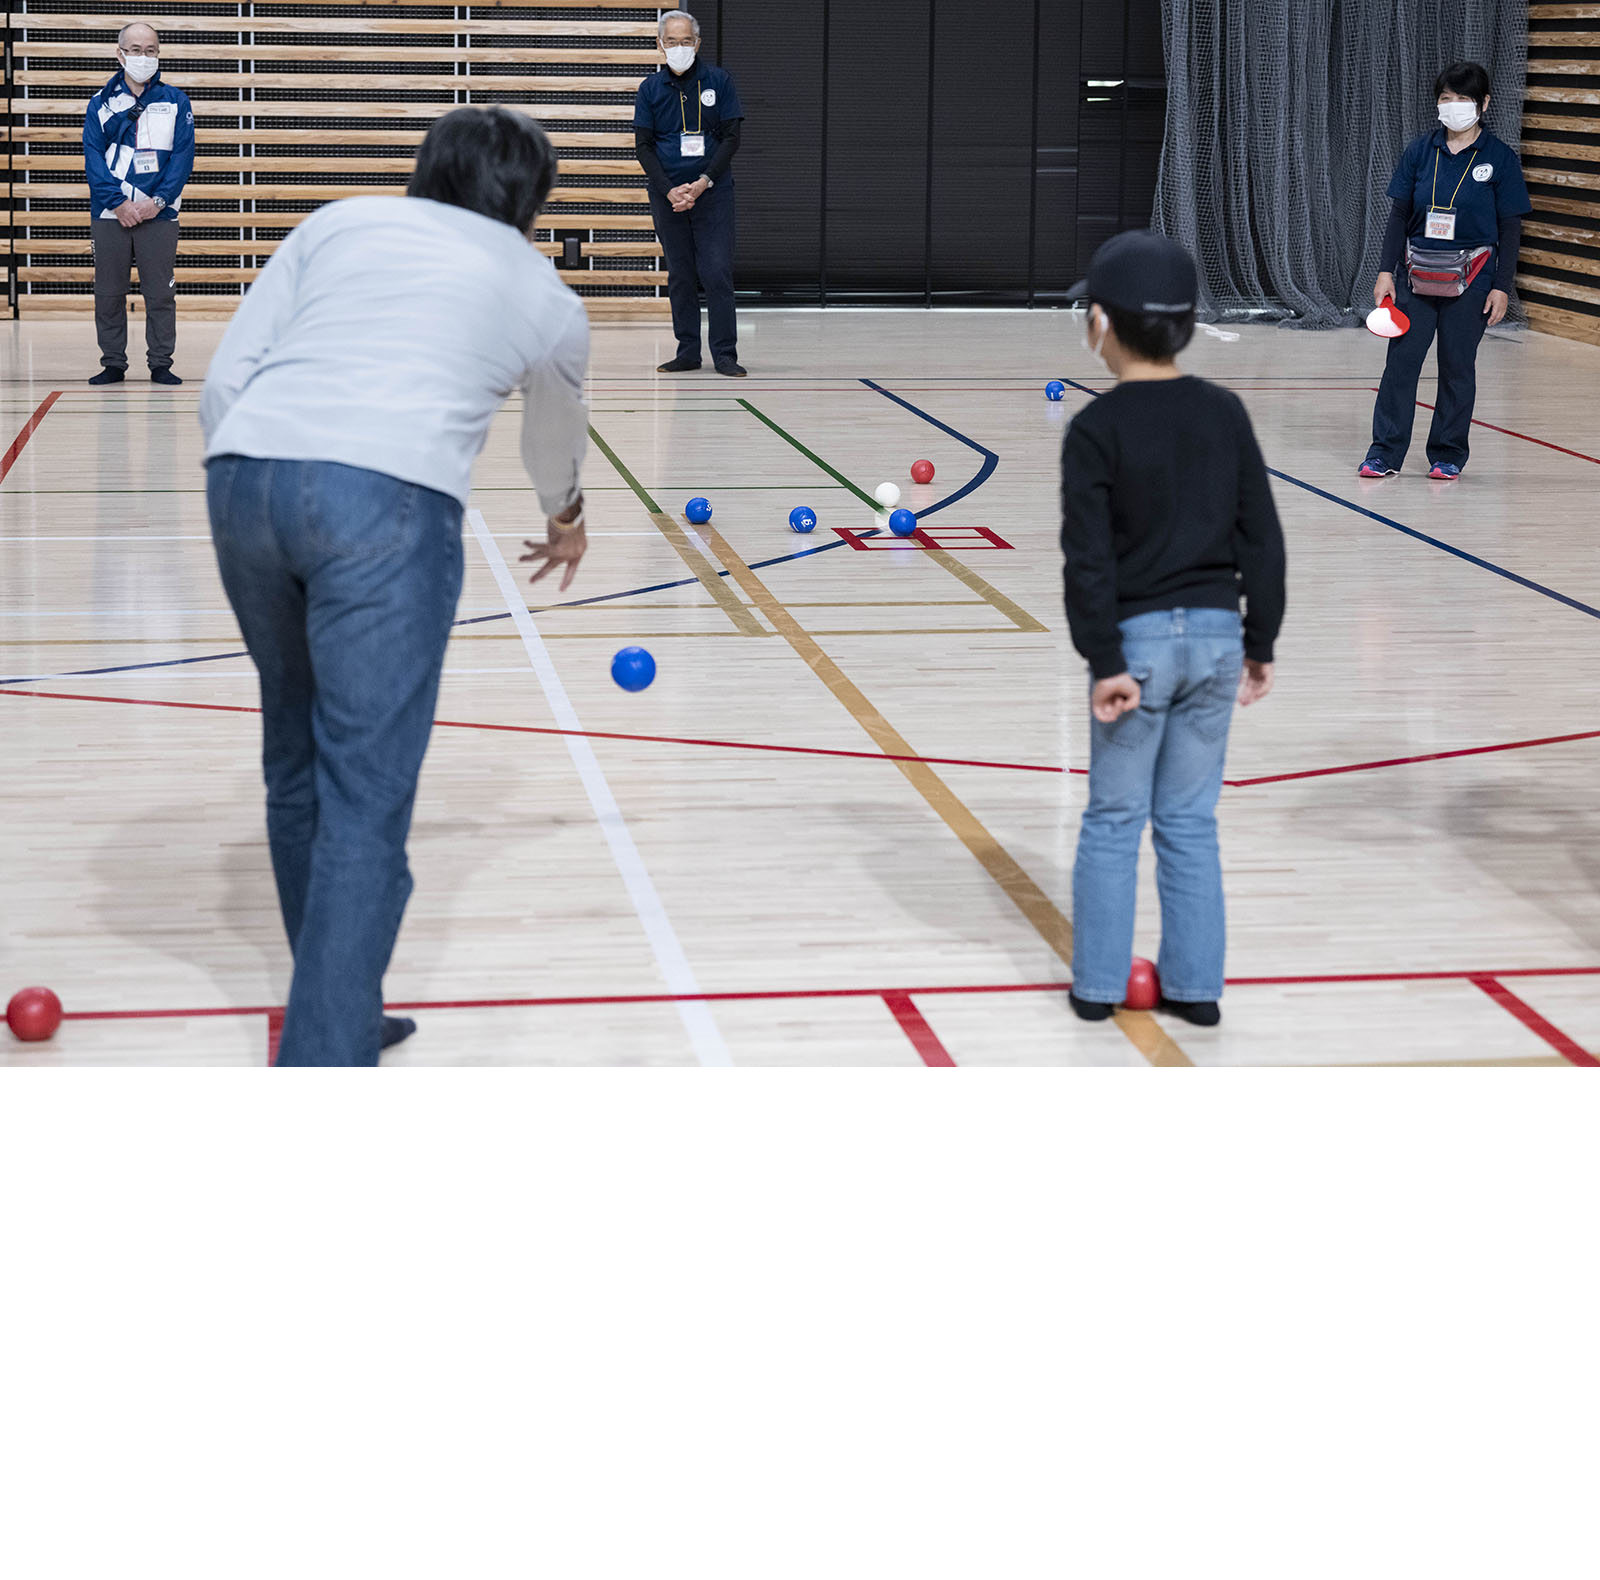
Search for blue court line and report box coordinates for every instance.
[1059,377,1600,624]
[859,379,1000,520]
[6,385,998,686]
[0,649,251,686]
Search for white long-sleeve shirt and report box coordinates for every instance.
[200,196,588,514]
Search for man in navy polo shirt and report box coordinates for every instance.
[1362,61,1530,480]
[634,10,746,376]
[82,21,195,386]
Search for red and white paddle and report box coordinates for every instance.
[1365,295,1411,338]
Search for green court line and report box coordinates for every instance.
[735,398,881,511]
[587,423,662,513]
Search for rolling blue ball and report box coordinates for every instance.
[888,508,918,538]
[1045,380,1066,401]
[684,496,712,524]
[788,506,817,533]
[610,646,656,692]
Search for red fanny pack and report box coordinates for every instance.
[1406,242,1493,298]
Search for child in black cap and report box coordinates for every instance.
[1061,231,1287,1028]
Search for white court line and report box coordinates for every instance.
[466,508,731,1067]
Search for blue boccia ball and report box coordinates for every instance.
[789,506,817,534]
[611,646,656,692]
[1045,380,1066,401]
[685,496,712,524]
[888,508,918,538]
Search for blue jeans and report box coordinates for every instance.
[1071,608,1243,1005]
[207,457,464,1065]
[1369,269,1492,470]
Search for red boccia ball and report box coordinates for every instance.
[910,459,935,485]
[1124,959,1160,1013]
[7,986,63,1043]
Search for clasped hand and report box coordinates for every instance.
[668,178,708,213]
[115,195,161,228]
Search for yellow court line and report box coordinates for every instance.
[647,510,770,637]
[696,518,1188,1069]
[920,547,1049,633]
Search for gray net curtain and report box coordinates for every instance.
[1153,0,1528,326]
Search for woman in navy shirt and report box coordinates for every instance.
[1361,61,1530,481]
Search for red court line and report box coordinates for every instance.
[882,991,958,1066]
[1227,727,1600,787]
[267,1008,284,1067]
[1469,975,1597,1067]
[0,391,63,484]
[8,684,1600,790]
[1405,396,1600,465]
[53,966,1600,1026]
[0,684,1081,777]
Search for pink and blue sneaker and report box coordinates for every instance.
[1358,455,1398,479]
[1427,462,1462,481]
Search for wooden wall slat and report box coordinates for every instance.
[1521,9,1600,342]
[4,5,669,317]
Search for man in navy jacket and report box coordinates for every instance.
[82,22,195,385]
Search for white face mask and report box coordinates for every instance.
[664,44,697,74]
[121,51,159,83]
[1081,307,1109,367]
[1438,101,1479,133]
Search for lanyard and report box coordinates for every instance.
[678,84,702,135]
[1430,146,1475,213]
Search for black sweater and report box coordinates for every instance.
[1060,377,1286,680]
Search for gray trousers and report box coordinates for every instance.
[92,217,179,371]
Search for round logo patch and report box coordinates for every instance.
[1471,163,1494,182]
[701,88,717,106]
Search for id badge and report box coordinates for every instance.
[133,150,160,175]
[680,133,706,159]
[1425,209,1457,241]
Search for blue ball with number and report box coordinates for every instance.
[611,646,656,692]
[888,508,918,537]
[1045,380,1066,401]
[685,496,712,524]
[789,506,817,533]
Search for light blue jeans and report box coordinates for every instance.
[1071,608,1244,1005]
[207,457,464,1066]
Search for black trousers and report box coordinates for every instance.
[1369,270,1493,470]
[648,181,737,365]
[92,216,180,372]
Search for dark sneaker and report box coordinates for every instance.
[1427,461,1461,480]
[88,367,126,385]
[1068,992,1116,1022]
[150,368,183,386]
[1158,997,1222,1027]
[380,1016,417,1050]
[657,356,702,373]
[1357,456,1397,478]
[714,360,748,378]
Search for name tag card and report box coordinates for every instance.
[133,150,160,175]
[680,133,706,159]
[1425,209,1457,241]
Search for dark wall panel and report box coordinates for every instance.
[1034,0,1081,296]
[710,0,1163,302]
[719,0,826,297]
[929,0,1036,299]
[823,0,932,296]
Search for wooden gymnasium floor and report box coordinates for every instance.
[3,309,1599,1067]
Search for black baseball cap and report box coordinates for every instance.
[1068,230,1198,315]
